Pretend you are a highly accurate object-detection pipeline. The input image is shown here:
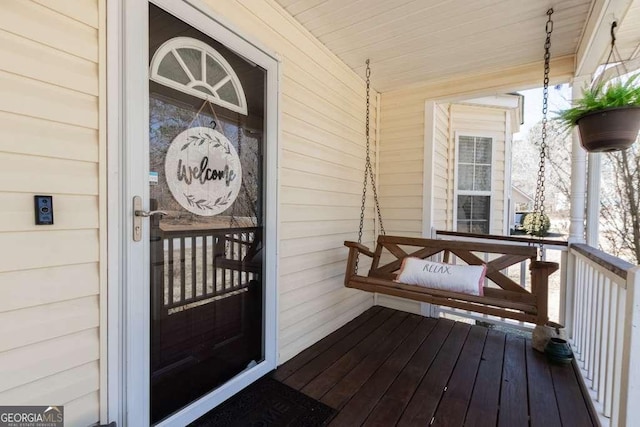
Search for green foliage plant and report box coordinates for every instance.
[523,212,550,237]
[555,73,640,128]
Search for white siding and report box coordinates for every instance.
[433,103,451,231]
[0,1,102,426]
[200,0,377,363]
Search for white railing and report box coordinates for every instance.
[567,244,640,427]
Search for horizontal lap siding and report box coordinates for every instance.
[379,92,424,238]
[202,0,375,363]
[434,103,451,231]
[0,1,102,426]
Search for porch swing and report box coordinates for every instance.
[343,10,560,326]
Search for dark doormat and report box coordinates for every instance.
[189,376,336,427]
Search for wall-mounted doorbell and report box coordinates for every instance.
[34,195,54,225]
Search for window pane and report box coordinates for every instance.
[158,52,191,84]
[458,165,474,190]
[205,55,227,87]
[218,79,239,105]
[471,221,489,234]
[458,136,474,163]
[457,221,471,233]
[192,85,214,96]
[177,48,202,80]
[474,165,491,191]
[457,195,472,220]
[476,137,492,163]
[471,196,490,220]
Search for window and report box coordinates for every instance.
[456,135,492,233]
[150,37,248,115]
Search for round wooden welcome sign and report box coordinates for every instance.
[164,126,242,216]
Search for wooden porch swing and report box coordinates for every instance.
[343,10,559,327]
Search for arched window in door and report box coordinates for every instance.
[150,36,248,115]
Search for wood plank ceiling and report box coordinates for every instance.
[274,0,595,92]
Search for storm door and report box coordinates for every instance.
[147,4,267,423]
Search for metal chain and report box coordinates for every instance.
[356,59,385,272]
[533,8,553,257]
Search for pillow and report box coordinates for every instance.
[395,257,486,296]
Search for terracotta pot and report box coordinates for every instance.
[544,337,574,365]
[576,106,640,152]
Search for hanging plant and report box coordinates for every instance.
[555,73,640,152]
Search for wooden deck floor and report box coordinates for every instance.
[274,306,598,427]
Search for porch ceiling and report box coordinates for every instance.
[274,0,594,92]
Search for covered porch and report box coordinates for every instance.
[268,0,640,425]
[275,306,598,426]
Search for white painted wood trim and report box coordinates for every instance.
[569,75,589,244]
[422,101,436,238]
[586,152,602,247]
[106,0,124,424]
[98,0,109,422]
[452,131,496,233]
[503,110,512,235]
[575,0,635,77]
[619,266,640,426]
[375,92,382,239]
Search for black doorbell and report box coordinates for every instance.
[34,195,54,225]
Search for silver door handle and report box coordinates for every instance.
[135,210,169,218]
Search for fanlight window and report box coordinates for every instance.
[150,37,248,115]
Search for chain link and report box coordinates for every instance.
[356,60,385,273]
[533,8,553,257]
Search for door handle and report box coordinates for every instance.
[133,196,169,242]
[135,210,169,217]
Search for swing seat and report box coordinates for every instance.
[344,235,558,326]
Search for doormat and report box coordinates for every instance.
[189,376,336,427]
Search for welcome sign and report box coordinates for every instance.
[165,126,242,216]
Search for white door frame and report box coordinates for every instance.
[107,1,280,425]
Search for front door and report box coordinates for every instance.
[120,1,278,425]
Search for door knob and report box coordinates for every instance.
[135,210,169,218]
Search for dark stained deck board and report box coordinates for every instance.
[526,344,562,427]
[552,359,597,426]
[272,309,598,427]
[362,318,454,427]
[498,334,529,427]
[432,325,488,426]
[397,322,471,426]
[327,317,439,426]
[273,306,382,381]
[312,314,426,405]
[464,329,506,427]
[283,307,394,390]
[301,310,411,399]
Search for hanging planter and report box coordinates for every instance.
[556,74,640,152]
[576,106,640,152]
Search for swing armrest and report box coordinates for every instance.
[344,241,375,285]
[344,241,375,258]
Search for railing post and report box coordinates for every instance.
[618,266,640,426]
[561,249,571,330]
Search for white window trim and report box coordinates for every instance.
[453,132,496,234]
[150,36,249,115]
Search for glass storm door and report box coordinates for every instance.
[148,4,266,423]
